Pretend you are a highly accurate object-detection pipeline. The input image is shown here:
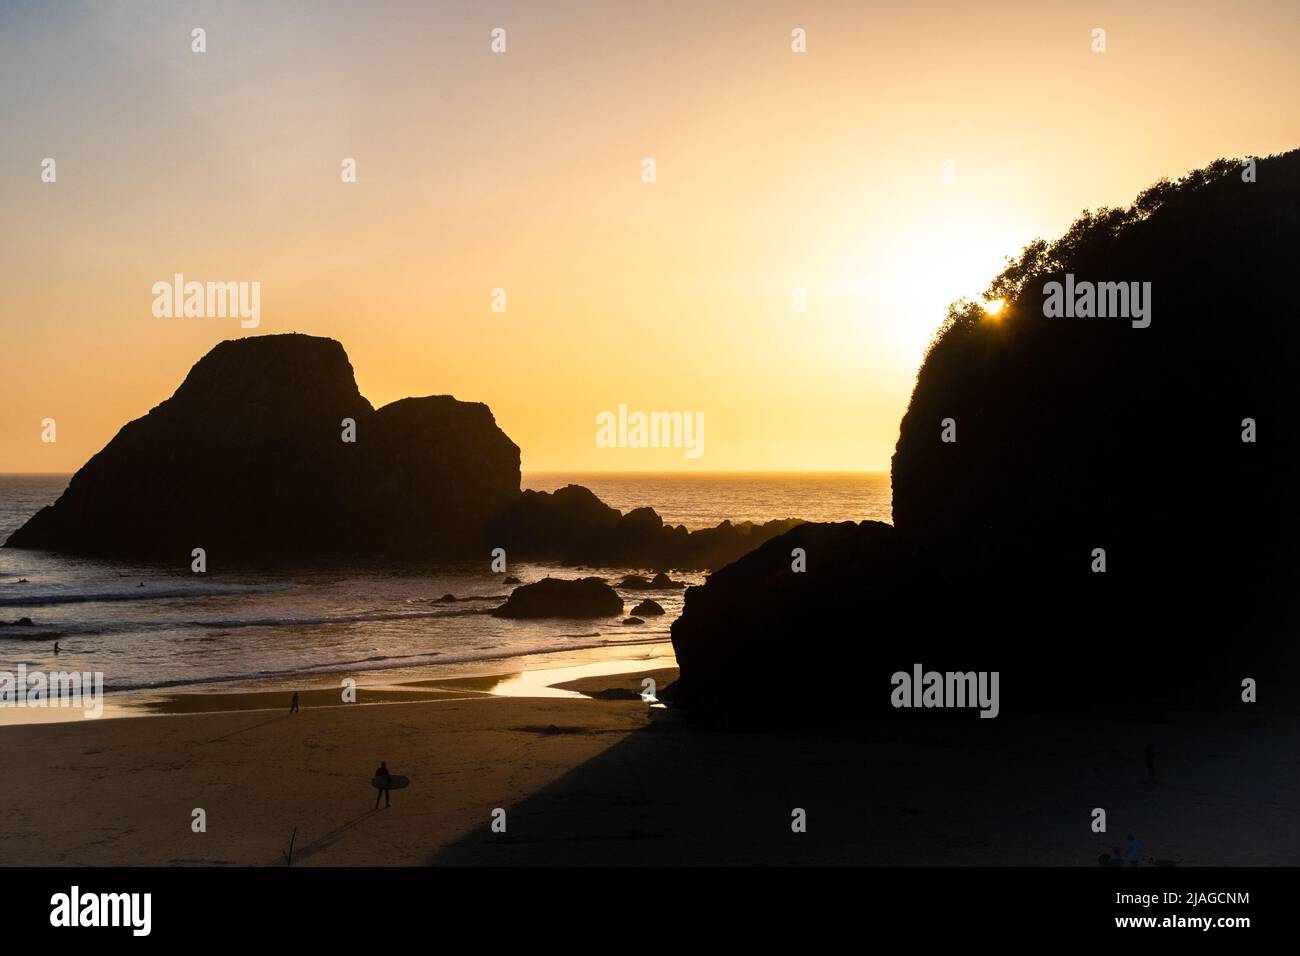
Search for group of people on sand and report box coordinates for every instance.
[286,691,400,810]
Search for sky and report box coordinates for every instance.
[2,0,1298,473]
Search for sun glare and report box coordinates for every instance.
[983,298,1006,318]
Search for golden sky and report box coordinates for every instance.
[2,0,1298,473]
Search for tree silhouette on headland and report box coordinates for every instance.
[672,149,1300,720]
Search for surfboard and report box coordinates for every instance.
[371,774,409,790]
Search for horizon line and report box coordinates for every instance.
[1,468,893,478]
[522,468,891,476]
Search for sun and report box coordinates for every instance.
[982,298,1006,318]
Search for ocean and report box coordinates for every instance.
[0,472,891,700]
[523,472,892,529]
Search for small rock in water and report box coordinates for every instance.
[622,617,645,625]
[492,577,623,619]
[631,599,664,616]
[620,573,685,589]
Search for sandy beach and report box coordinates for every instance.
[3,658,1298,867]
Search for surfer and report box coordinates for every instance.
[289,691,300,715]
[53,641,60,655]
[374,761,392,809]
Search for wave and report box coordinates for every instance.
[182,605,495,629]
[0,627,65,641]
[101,635,673,693]
[0,582,294,607]
[0,606,497,638]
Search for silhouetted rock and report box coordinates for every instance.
[492,577,623,619]
[616,573,686,591]
[893,155,1300,588]
[631,599,664,616]
[484,485,621,559]
[487,485,801,571]
[4,335,520,561]
[887,150,1300,708]
[362,396,520,558]
[671,151,1300,718]
[503,575,521,585]
[668,522,910,720]
[623,617,644,625]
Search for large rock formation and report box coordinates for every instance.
[6,334,802,572]
[484,485,621,558]
[485,484,802,571]
[668,522,911,721]
[892,152,1300,585]
[671,149,1300,718]
[5,334,521,561]
[360,396,520,557]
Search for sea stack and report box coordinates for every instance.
[4,334,522,561]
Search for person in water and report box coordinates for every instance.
[289,692,300,715]
[374,761,392,809]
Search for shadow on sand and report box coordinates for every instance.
[426,709,976,865]
[429,707,1293,866]
[201,713,290,745]
[278,810,381,866]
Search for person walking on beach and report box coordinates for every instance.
[53,641,59,655]
[373,761,392,809]
[289,691,300,715]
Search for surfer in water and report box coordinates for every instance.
[374,761,392,809]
